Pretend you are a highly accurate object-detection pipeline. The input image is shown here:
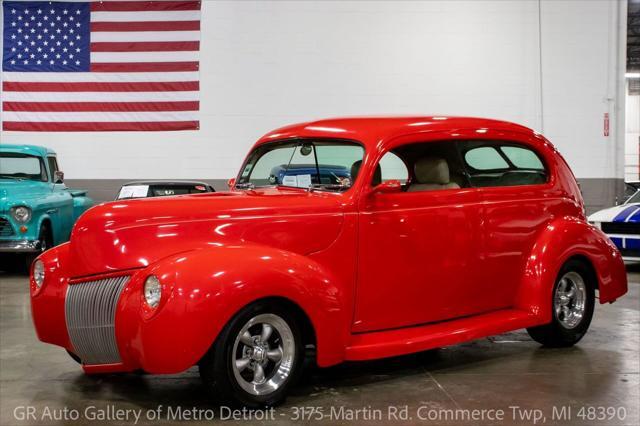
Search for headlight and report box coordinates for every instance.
[33,260,45,288]
[144,275,162,308]
[11,206,31,223]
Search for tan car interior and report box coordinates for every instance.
[408,157,461,192]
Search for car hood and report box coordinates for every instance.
[588,203,640,223]
[0,180,50,211]
[68,188,346,277]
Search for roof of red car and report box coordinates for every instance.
[256,116,538,149]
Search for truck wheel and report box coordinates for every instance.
[199,301,304,407]
[526,259,595,347]
[25,224,52,270]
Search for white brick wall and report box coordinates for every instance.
[0,0,629,182]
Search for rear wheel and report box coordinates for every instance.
[199,301,304,407]
[527,259,595,347]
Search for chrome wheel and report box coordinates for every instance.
[231,313,295,396]
[554,271,587,329]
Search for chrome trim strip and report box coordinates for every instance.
[0,240,40,252]
[65,275,129,365]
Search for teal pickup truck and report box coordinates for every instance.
[0,145,93,265]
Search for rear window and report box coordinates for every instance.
[461,142,547,188]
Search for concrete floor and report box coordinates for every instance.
[1,268,638,426]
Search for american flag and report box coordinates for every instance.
[1,0,200,131]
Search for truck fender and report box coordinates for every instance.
[515,216,627,322]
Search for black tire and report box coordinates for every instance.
[199,300,304,407]
[25,223,53,271]
[527,259,595,347]
[67,350,82,364]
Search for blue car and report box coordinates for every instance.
[0,145,93,264]
[269,164,351,187]
[588,184,640,262]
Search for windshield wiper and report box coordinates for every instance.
[309,183,350,192]
[234,182,255,189]
[0,174,24,180]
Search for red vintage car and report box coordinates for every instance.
[30,117,628,407]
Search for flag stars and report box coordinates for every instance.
[5,5,88,70]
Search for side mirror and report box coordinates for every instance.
[371,179,402,194]
[227,177,236,189]
[54,171,64,184]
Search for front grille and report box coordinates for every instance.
[65,275,129,365]
[0,218,14,237]
[620,248,640,258]
[602,222,640,235]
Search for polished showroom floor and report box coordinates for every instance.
[1,267,638,426]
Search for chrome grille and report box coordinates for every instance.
[65,275,129,365]
[0,218,14,237]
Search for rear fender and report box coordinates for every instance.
[516,217,627,322]
[129,244,346,373]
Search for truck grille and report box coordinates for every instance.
[0,218,14,237]
[601,222,640,235]
[65,275,129,365]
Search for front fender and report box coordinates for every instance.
[121,243,347,374]
[516,217,627,322]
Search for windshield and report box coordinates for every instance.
[237,139,364,191]
[0,153,47,181]
[627,190,640,204]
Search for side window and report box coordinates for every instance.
[464,147,508,170]
[375,141,468,192]
[47,157,59,174]
[461,142,547,188]
[378,152,408,184]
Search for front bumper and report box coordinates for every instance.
[0,239,40,252]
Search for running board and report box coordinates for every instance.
[345,309,541,361]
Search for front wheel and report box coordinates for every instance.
[527,259,595,347]
[25,224,52,271]
[199,301,304,407]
